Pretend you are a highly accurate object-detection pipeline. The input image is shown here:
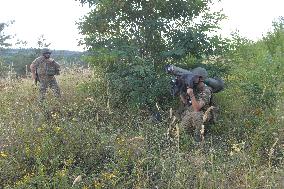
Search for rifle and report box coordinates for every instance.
[165,64,225,95]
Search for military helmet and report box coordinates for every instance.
[191,67,208,79]
[42,48,52,54]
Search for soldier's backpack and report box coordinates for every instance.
[204,77,224,93]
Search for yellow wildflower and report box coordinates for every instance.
[102,172,117,180]
[0,151,8,158]
[54,126,61,133]
[93,180,102,188]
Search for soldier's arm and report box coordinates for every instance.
[190,87,212,112]
[30,61,37,80]
[187,88,205,112]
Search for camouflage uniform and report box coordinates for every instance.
[180,85,212,141]
[31,56,61,102]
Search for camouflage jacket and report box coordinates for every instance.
[31,56,60,79]
[193,85,212,112]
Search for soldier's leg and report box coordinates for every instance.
[39,81,47,103]
[180,110,194,134]
[191,112,204,142]
[49,78,61,98]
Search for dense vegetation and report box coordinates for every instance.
[0,1,283,188]
[77,0,227,61]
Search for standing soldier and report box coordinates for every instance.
[30,48,61,103]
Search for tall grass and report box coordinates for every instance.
[0,60,283,188]
[1,19,284,188]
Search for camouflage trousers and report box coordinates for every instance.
[180,106,217,142]
[38,77,61,102]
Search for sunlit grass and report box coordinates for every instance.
[0,63,283,188]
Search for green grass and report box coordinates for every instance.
[0,65,283,189]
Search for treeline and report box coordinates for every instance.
[1,48,83,58]
[0,48,86,77]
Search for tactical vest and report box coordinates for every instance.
[36,57,59,76]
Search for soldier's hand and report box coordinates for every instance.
[187,88,194,96]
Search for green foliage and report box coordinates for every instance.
[78,0,227,61]
[106,58,170,110]
[80,45,171,112]
[263,17,284,57]
[0,58,9,78]
[0,21,13,49]
[76,0,231,115]
[213,19,284,163]
[75,0,232,116]
[4,52,36,76]
[1,7,284,189]
[0,51,283,188]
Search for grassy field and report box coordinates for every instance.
[0,60,283,189]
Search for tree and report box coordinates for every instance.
[0,21,13,49]
[263,16,284,56]
[33,35,52,56]
[75,0,229,111]
[0,21,13,77]
[77,0,226,61]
